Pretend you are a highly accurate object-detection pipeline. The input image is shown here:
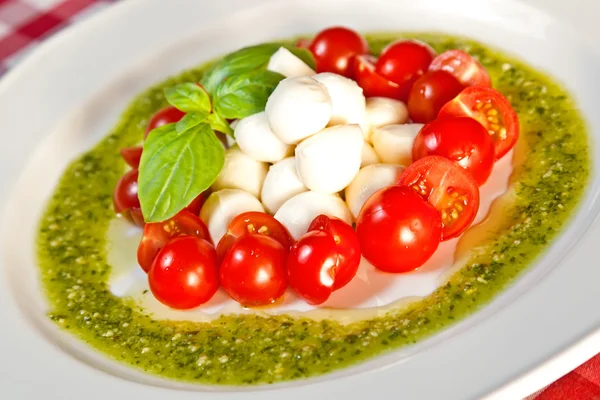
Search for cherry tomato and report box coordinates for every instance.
[309,26,369,76]
[185,192,206,216]
[220,235,287,306]
[137,210,211,272]
[352,55,404,99]
[148,236,219,309]
[356,186,442,273]
[429,50,491,87]
[287,230,338,305]
[113,169,140,215]
[296,38,311,49]
[216,212,293,260]
[145,106,185,137]
[308,215,360,290]
[438,86,519,160]
[412,117,495,185]
[129,208,145,228]
[120,146,143,169]
[375,39,436,101]
[407,70,464,123]
[398,155,480,240]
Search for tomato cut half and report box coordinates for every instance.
[398,155,480,240]
[438,86,519,160]
[120,146,143,169]
[429,50,491,87]
[352,55,404,99]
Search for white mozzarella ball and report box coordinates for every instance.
[200,189,265,243]
[274,191,352,240]
[295,124,364,194]
[210,145,268,199]
[265,76,332,144]
[261,157,308,214]
[361,143,380,167]
[365,97,409,141]
[267,47,315,77]
[345,164,406,219]
[226,120,238,147]
[371,123,424,165]
[234,112,293,162]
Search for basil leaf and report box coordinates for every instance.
[138,123,225,222]
[175,111,209,133]
[285,46,316,70]
[214,70,284,119]
[164,83,212,113]
[206,113,234,137]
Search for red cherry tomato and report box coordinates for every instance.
[356,186,442,273]
[113,169,140,216]
[407,70,464,123]
[137,210,211,272]
[429,50,491,87]
[308,215,360,290]
[296,38,311,49]
[129,208,145,228]
[287,230,339,305]
[185,192,206,216]
[216,212,293,260]
[220,235,287,306]
[438,86,519,160]
[120,146,143,169]
[145,106,185,137]
[309,26,369,76]
[412,117,495,185]
[148,236,219,309]
[398,155,480,240]
[375,39,436,101]
[352,55,404,99]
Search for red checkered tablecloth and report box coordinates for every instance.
[0,0,599,398]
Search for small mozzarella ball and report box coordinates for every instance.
[371,123,424,165]
[312,72,367,134]
[361,142,380,167]
[200,189,265,243]
[274,191,352,239]
[261,157,308,214]
[345,164,406,219]
[267,47,315,77]
[295,124,364,194]
[235,112,293,162]
[365,97,409,141]
[266,76,332,144]
[211,145,268,198]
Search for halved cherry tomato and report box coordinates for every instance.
[287,230,338,305]
[309,26,369,76]
[356,185,442,273]
[220,235,287,306]
[375,39,436,101]
[412,117,495,185]
[216,212,293,260]
[148,236,219,309]
[398,155,480,240]
[120,146,143,169]
[438,86,519,160]
[145,106,185,137]
[352,55,404,99]
[137,210,211,272]
[113,169,140,216]
[407,70,464,123]
[308,215,360,290]
[429,50,491,87]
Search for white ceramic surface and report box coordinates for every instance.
[0,0,599,399]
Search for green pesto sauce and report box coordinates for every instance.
[37,33,590,385]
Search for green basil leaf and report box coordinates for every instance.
[175,111,209,133]
[138,123,225,222]
[213,70,284,119]
[285,46,316,70]
[206,113,234,137]
[164,83,212,113]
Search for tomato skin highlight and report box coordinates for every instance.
[220,235,288,307]
[352,55,404,99]
[429,50,491,87]
[408,70,465,123]
[309,26,369,76]
[113,169,140,215]
[412,117,495,185]
[145,106,185,137]
[356,186,442,273]
[120,146,143,169]
[148,236,219,309]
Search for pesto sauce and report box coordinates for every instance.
[37,34,590,385]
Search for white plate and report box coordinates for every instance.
[1,0,599,399]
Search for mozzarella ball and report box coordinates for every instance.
[371,123,424,165]
[267,47,315,77]
[261,157,308,214]
[200,189,265,243]
[274,191,352,239]
[234,112,293,162]
[364,97,409,141]
[226,120,238,147]
[265,76,332,144]
[210,145,268,198]
[345,164,406,218]
[295,124,364,194]
[361,143,380,167]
